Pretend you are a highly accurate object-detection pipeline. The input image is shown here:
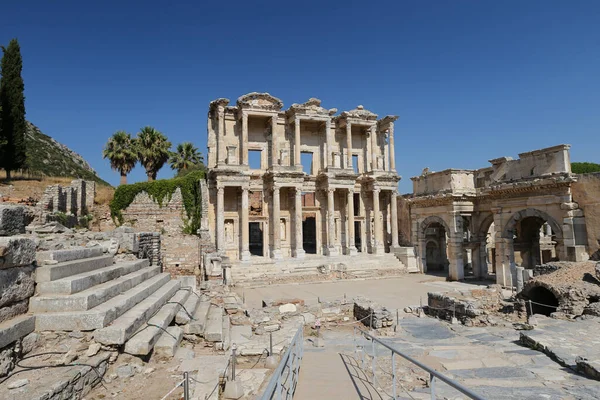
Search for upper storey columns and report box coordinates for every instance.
[346,121,353,170]
[271,115,278,168]
[241,111,248,166]
[294,117,301,167]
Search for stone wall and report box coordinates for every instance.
[0,205,25,236]
[38,179,95,218]
[353,299,394,329]
[427,287,504,324]
[136,232,161,266]
[121,188,200,273]
[0,236,36,378]
[572,173,600,257]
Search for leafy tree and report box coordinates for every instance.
[169,141,204,173]
[102,131,138,185]
[136,126,171,181]
[0,39,27,179]
[571,162,600,174]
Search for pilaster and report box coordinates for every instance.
[216,187,224,253]
[271,186,282,259]
[293,188,305,258]
[372,188,384,255]
[326,188,339,256]
[240,188,251,261]
[347,189,358,255]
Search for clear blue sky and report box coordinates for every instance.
[1,0,599,192]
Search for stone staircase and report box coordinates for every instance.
[230,252,408,287]
[29,247,225,356]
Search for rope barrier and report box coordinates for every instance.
[527,299,558,309]
[159,379,185,400]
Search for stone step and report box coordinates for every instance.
[123,288,190,355]
[204,306,224,342]
[30,265,161,312]
[0,315,35,349]
[35,273,172,331]
[175,290,201,325]
[184,301,211,335]
[154,326,184,358]
[94,279,181,345]
[35,254,115,283]
[221,315,231,351]
[37,259,150,295]
[36,247,104,264]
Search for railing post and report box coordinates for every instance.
[183,371,190,400]
[371,334,377,387]
[430,373,436,400]
[392,351,397,399]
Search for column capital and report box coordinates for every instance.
[347,187,354,194]
[273,186,280,194]
[327,188,335,194]
[295,188,302,197]
[217,187,224,194]
[373,187,381,194]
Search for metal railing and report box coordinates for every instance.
[257,326,304,400]
[354,327,485,400]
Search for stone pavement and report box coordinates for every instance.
[237,274,492,312]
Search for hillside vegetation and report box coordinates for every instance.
[25,121,110,185]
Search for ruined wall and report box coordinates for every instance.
[572,173,600,256]
[397,196,412,245]
[0,236,36,378]
[38,179,95,218]
[121,189,199,273]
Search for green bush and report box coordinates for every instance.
[571,162,600,174]
[110,170,205,234]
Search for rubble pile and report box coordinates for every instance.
[426,285,509,326]
[353,298,394,329]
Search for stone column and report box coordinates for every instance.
[326,188,339,256]
[324,119,331,168]
[271,187,282,259]
[293,188,305,258]
[390,190,399,248]
[370,125,378,170]
[346,121,353,169]
[216,187,224,254]
[240,188,251,261]
[389,122,396,171]
[271,115,278,168]
[372,188,384,254]
[347,189,357,255]
[217,106,225,165]
[294,117,301,167]
[241,112,248,166]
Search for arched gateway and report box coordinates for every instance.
[409,144,589,286]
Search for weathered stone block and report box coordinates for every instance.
[0,205,25,236]
[0,265,35,309]
[0,300,29,324]
[0,237,36,269]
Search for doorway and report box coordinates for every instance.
[354,221,362,252]
[303,216,317,254]
[249,222,263,256]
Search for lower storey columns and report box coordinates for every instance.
[326,188,339,256]
[240,188,251,261]
[271,187,283,260]
[293,188,305,258]
[372,188,384,255]
[390,190,399,248]
[346,189,357,255]
[216,187,224,254]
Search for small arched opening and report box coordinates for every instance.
[526,286,559,316]
[424,223,448,273]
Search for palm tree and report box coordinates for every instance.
[102,131,138,185]
[169,142,203,173]
[136,126,171,181]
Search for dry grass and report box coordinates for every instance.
[95,185,115,205]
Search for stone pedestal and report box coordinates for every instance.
[394,247,418,272]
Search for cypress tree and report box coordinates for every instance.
[0,39,27,179]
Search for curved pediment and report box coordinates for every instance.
[287,98,337,117]
[236,92,283,111]
[340,105,378,121]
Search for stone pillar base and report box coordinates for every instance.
[372,245,385,256]
[292,248,306,259]
[240,251,252,262]
[270,249,283,260]
[348,246,358,256]
[325,246,340,257]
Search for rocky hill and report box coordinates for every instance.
[24,121,110,185]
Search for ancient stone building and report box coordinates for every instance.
[407,144,589,286]
[206,93,401,262]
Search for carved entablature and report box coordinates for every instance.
[378,115,399,130]
[208,98,230,117]
[339,105,378,121]
[236,92,283,111]
[480,181,572,200]
[286,98,337,118]
[409,193,474,208]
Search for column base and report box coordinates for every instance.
[371,245,385,256]
[348,246,358,256]
[240,251,252,262]
[292,248,306,259]
[325,246,340,257]
[270,249,283,260]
